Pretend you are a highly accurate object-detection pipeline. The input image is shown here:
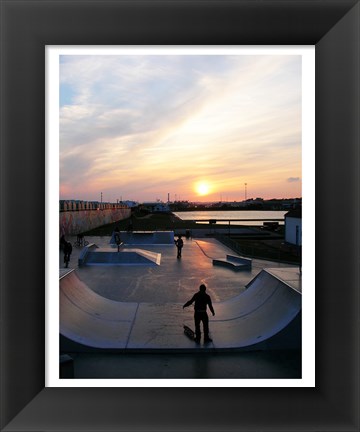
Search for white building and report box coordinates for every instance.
[142,202,170,213]
[285,209,302,246]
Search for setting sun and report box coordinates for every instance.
[59,50,304,202]
[195,181,211,196]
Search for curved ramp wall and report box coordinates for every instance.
[60,269,301,352]
[207,270,301,349]
[60,270,138,349]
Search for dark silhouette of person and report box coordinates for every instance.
[60,235,66,250]
[183,284,215,343]
[127,217,134,232]
[174,235,184,258]
[63,241,72,268]
[77,233,84,246]
[114,227,121,252]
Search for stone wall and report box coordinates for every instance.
[60,207,131,236]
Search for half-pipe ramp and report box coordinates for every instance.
[60,268,301,351]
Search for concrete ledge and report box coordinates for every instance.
[213,254,252,271]
[84,249,161,266]
[227,254,252,267]
[78,243,99,267]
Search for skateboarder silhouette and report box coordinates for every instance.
[183,284,215,343]
[63,241,72,268]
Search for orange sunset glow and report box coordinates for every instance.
[60,49,303,202]
[195,181,212,197]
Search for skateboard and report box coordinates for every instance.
[183,325,196,340]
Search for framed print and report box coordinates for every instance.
[1,0,359,431]
[48,44,312,389]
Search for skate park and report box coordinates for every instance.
[60,231,302,379]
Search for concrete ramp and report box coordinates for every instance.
[82,248,161,266]
[208,269,301,349]
[60,268,301,352]
[213,254,252,271]
[60,270,138,348]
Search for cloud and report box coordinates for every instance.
[59,53,302,201]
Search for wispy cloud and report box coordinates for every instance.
[59,53,302,201]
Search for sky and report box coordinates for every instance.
[59,51,302,203]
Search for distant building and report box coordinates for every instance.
[122,200,138,208]
[285,209,302,246]
[141,202,170,213]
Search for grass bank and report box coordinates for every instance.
[83,211,199,236]
[217,235,301,264]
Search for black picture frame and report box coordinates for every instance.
[1,0,359,431]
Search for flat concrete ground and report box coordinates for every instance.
[65,350,301,380]
[60,235,301,381]
[62,235,297,303]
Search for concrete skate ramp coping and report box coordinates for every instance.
[60,268,301,351]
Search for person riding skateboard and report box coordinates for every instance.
[63,241,72,268]
[183,284,215,343]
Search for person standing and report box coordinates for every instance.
[114,227,122,252]
[127,216,134,232]
[183,284,215,343]
[174,235,184,258]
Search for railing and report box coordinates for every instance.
[215,234,301,265]
[193,219,283,223]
